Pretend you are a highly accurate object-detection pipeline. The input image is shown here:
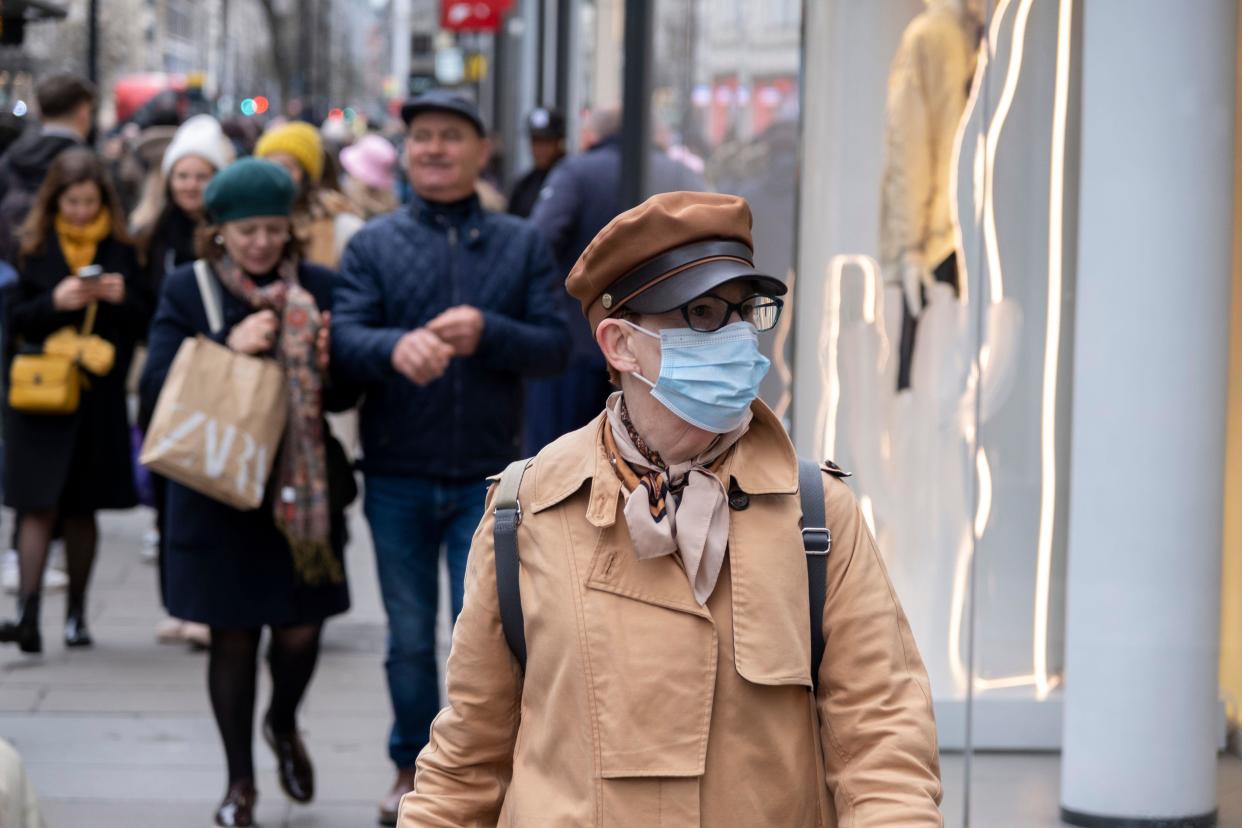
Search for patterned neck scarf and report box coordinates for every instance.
[212,254,341,585]
[603,392,750,604]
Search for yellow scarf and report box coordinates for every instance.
[55,208,112,273]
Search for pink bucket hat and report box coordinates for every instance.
[340,134,397,191]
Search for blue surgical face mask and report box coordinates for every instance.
[624,320,771,433]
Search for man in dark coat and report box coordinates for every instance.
[0,74,95,263]
[330,90,569,826]
[506,107,566,219]
[523,106,707,455]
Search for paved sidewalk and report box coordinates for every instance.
[0,505,434,828]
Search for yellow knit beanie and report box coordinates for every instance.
[255,121,324,185]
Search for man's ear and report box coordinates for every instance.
[596,318,640,378]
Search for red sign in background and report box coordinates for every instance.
[440,0,513,33]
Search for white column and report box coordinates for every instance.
[1060,1,1235,824]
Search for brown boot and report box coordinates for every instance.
[378,768,417,826]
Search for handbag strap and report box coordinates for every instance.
[193,259,224,335]
[80,301,98,337]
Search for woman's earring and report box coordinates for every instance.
[213,234,224,246]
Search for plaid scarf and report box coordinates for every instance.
[212,255,341,585]
[603,392,750,604]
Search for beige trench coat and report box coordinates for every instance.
[400,401,942,827]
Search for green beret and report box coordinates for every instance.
[203,157,296,224]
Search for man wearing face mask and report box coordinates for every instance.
[398,192,943,826]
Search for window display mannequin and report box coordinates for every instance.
[879,0,986,389]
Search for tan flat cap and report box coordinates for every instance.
[566,191,787,334]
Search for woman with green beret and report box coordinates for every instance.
[139,157,357,827]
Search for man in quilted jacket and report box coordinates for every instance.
[331,90,569,825]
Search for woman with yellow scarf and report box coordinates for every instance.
[0,147,153,654]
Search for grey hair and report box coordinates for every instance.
[587,106,622,141]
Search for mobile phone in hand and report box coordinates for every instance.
[77,264,103,280]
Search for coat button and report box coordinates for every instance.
[728,489,749,511]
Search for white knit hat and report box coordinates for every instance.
[161,114,234,177]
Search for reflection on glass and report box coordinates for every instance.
[813,0,1071,756]
[651,0,802,415]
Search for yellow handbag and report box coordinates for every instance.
[8,302,111,415]
[8,352,79,414]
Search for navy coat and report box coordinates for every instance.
[139,260,354,627]
[522,137,707,454]
[331,193,569,481]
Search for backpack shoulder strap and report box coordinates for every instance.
[798,458,831,694]
[193,259,224,335]
[493,458,531,671]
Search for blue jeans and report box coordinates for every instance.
[364,474,488,769]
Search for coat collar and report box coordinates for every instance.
[408,192,487,247]
[528,398,799,527]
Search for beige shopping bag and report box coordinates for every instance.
[139,335,288,510]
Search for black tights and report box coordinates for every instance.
[16,511,97,601]
[208,624,323,784]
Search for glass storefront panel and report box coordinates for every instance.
[798,0,1237,824]
[795,0,1075,822]
[649,0,802,414]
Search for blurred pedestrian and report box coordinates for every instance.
[139,159,357,828]
[331,89,569,826]
[339,133,398,220]
[220,117,258,159]
[507,107,565,219]
[255,121,362,267]
[116,121,178,219]
[133,115,233,296]
[400,193,943,825]
[0,73,96,262]
[523,105,707,456]
[124,124,179,232]
[0,113,27,159]
[0,738,42,828]
[0,148,152,654]
[132,113,232,649]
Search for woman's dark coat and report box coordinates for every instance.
[143,204,199,302]
[138,259,356,627]
[3,235,153,512]
[136,204,200,430]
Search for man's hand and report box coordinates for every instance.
[426,305,485,357]
[392,328,454,386]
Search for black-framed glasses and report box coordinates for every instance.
[679,293,785,333]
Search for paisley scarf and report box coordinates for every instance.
[212,254,341,585]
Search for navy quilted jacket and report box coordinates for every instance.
[332,193,570,480]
